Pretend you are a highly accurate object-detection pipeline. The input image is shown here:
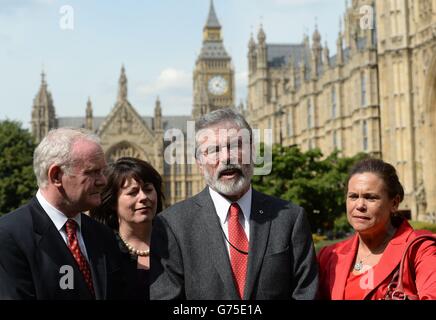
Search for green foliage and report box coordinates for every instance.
[409,221,436,233]
[0,120,37,215]
[252,144,367,232]
[333,214,353,236]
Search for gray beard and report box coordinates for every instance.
[204,164,253,197]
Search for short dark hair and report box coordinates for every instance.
[90,157,164,230]
[346,158,404,202]
[195,108,253,156]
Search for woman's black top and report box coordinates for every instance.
[115,232,149,300]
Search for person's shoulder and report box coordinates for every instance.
[0,200,34,230]
[253,189,302,213]
[318,236,353,260]
[158,190,205,220]
[81,213,115,237]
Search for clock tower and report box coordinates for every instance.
[192,0,235,119]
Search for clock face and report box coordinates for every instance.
[208,76,228,96]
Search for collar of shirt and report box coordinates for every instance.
[36,189,82,232]
[208,186,252,226]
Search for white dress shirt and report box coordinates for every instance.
[209,186,252,254]
[36,189,90,262]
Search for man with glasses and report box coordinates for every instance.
[0,128,124,299]
[150,108,318,300]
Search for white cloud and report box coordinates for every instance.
[160,95,192,115]
[137,68,191,96]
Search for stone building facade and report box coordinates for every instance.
[247,0,436,221]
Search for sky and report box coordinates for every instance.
[0,0,345,128]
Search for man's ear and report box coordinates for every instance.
[196,157,204,175]
[48,164,63,187]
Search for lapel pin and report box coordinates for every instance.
[258,210,263,215]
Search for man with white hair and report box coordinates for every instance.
[150,108,318,300]
[0,128,123,299]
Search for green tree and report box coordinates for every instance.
[0,120,37,216]
[252,144,366,232]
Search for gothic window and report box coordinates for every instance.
[307,99,313,129]
[107,142,141,163]
[175,164,184,175]
[287,112,293,136]
[176,182,183,197]
[331,86,337,119]
[362,120,369,151]
[186,182,193,197]
[361,72,367,107]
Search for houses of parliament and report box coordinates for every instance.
[30,0,436,222]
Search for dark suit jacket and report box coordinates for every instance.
[0,197,124,300]
[150,188,318,300]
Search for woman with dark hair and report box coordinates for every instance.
[317,158,436,300]
[90,157,164,300]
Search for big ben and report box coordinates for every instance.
[192,0,235,119]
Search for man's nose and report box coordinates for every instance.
[218,146,232,164]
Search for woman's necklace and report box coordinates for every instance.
[119,234,150,257]
[353,252,373,271]
[353,231,394,272]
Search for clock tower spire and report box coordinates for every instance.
[192,0,235,119]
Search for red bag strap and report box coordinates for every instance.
[392,234,436,300]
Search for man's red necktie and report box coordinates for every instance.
[228,203,249,299]
[65,219,95,297]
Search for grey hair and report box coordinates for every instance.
[33,128,101,188]
[195,108,252,152]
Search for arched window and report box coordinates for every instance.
[361,72,367,107]
[362,120,368,151]
[307,99,313,129]
[331,86,337,119]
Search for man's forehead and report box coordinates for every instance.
[70,141,106,169]
[197,121,245,143]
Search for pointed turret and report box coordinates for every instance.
[205,0,220,29]
[248,33,256,53]
[336,18,344,66]
[303,32,310,50]
[311,24,322,79]
[86,97,93,131]
[323,41,330,67]
[31,70,57,143]
[257,24,267,70]
[117,65,128,102]
[248,33,257,73]
[312,24,321,49]
[203,0,222,42]
[257,24,266,45]
[154,96,163,131]
[300,60,306,84]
